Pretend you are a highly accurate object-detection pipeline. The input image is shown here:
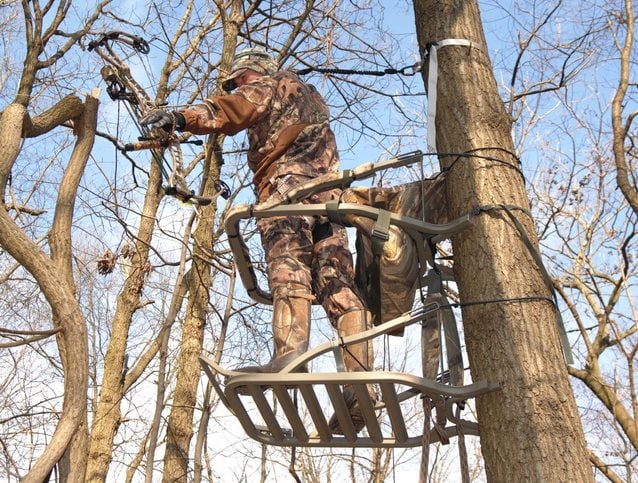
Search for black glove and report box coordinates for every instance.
[139,110,185,132]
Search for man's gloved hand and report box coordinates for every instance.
[139,110,185,132]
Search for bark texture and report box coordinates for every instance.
[85,159,164,482]
[412,1,593,481]
[161,19,240,483]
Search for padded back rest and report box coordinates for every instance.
[341,173,449,333]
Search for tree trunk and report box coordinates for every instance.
[50,90,100,482]
[161,147,222,482]
[85,159,164,482]
[412,1,593,481]
[161,4,241,480]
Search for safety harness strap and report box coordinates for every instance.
[426,39,486,153]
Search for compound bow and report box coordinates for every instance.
[90,31,230,206]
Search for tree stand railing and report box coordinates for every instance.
[224,201,472,305]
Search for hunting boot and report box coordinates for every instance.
[328,309,376,434]
[234,294,312,373]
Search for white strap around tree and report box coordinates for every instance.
[426,39,486,153]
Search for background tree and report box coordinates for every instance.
[412,0,593,480]
[0,2,110,480]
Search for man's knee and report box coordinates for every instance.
[318,282,368,325]
[269,258,313,292]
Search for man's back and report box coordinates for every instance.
[235,70,339,192]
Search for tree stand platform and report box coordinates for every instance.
[200,306,501,448]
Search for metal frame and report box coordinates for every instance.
[225,202,472,305]
[200,305,500,448]
[202,152,500,448]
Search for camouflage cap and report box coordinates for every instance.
[222,48,278,91]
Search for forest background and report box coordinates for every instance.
[0,0,636,481]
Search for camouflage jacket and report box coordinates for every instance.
[179,70,340,197]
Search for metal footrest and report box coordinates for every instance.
[200,356,500,448]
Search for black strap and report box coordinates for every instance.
[295,64,420,77]
[479,204,574,364]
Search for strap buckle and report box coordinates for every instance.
[370,209,391,254]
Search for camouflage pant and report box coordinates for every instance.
[257,176,367,325]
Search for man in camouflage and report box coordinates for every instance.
[141,48,374,433]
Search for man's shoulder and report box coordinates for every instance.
[271,69,306,84]
[273,69,299,78]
